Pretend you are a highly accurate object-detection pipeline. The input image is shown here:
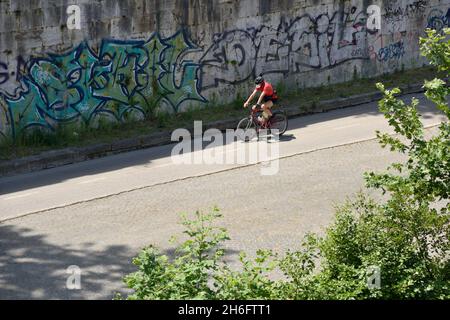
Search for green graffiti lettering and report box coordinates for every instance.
[0,30,206,140]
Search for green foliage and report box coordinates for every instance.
[368,28,450,206]
[279,26,450,300]
[232,91,245,110]
[276,80,287,98]
[121,198,449,300]
[420,28,450,74]
[347,27,450,298]
[13,122,87,149]
[155,111,171,128]
[120,208,230,300]
[213,250,279,300]
[277,194,449,300]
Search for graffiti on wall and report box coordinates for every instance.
[0,62,9,86]
[0,30,206,139]
[427,8,450,32]
[385,0,429,23]
[377,41,406,62]
[199,5,408,89]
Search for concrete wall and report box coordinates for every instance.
[0,0,449,140]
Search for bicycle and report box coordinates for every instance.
[236,105,288,142]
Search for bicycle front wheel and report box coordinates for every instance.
[236,117,258,142]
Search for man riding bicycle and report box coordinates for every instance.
[243,74,278,126]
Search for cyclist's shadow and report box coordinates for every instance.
[256,133,296,143]
[278,133,296,142]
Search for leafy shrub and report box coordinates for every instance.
[120,208,229,300]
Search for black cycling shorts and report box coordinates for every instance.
[263,95,278,103]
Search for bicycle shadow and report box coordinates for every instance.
[279,134,296,142]
[252,133,296,143]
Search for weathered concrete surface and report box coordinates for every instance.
[1,0,445,94]
[0,0,448,141]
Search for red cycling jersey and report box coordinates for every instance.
[256,82,278,99]
[256,82,274,97]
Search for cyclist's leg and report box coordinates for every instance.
[257,100,272,128]
[262,100,273,118]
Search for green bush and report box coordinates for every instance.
[119,208,229,300]
[280,28,450,300]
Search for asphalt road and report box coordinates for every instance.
[0,93,446,299]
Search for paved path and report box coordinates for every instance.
[0,93,446,299]
[0,93,445,221]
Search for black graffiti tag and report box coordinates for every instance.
[0,62,9,85]
[427,8,450,32]
[200,30,257,90]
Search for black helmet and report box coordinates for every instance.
[255,74,264,85]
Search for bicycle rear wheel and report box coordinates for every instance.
[236,117,258,142]
[269,111,288,135]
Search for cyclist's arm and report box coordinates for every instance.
[245,90,258,106]
[257,92,266,105]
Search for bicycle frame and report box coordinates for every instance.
[249,107,273,130]
[237,105,287,142]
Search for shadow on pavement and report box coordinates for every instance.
[279,134,297,142]
[0,224,242,300]
[0,224,135,300]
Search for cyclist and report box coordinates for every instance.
[243,74,278,126]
